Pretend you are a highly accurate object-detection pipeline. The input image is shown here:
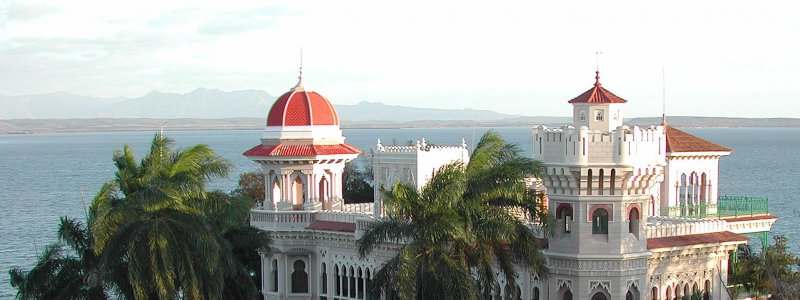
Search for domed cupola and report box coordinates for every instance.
[244,72,361,212]
[251,75,353,146]
[266,84,340,127]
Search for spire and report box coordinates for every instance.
[594,51,602,87]
[291,48,304,91]
[594,70,601,87]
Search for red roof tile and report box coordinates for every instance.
[568,71,627,104]
[665,126,732,153]
[307,221,356,232]
[647,231,748,249]
[243,143,362,157]
[266,89,339,127]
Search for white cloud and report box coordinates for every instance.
[0,0,799,117]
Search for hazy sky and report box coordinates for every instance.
[1,0,798,117]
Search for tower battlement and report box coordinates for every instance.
[532,124,665,168]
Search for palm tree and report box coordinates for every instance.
[9,217,111,300]
[357,131,550,300]
[11,134,270,300]
[89,133,244,299]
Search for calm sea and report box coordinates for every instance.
[1,127,798,298]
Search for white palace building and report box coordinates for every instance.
[244,72,776,300]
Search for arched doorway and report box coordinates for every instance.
[591,292,608,300]
[291,260,308,293]
[563,290,573,300]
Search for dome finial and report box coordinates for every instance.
[292,48,304,91]
[595,70,601,87]
[594,51,602,87]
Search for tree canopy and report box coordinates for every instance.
[356,131,551,300]
[10,134,270,300]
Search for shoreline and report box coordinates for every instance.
[2,117,800,135]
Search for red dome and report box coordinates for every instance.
[266,88,339,126]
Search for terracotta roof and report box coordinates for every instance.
[307,221,356,233]
[567,71,627,104]
[266,89,339,127]
[647,231,748,249]
[243,143,362,157]
[665,126,732,153]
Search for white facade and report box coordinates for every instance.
[371,138,470,217]
[250,75,774,300]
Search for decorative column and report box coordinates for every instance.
[303,170,321,210]
[277,170,294,211]
[263,173,275,210]
[330,170,342,210]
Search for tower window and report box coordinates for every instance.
[595,109,604,121]
[557,204,574,233]
[592,208,609,234]
[579,110,587,121]
[629,207,640,235]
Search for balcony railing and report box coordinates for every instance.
[664,196,769,219]
[251,209,374,231]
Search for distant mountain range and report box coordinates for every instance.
[0,89,276,119]
[0,89,531,121]
[1,89,799,134]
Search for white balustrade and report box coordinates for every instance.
[645,216,728,238]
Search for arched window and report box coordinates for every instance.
[587,169,593,195]
[532,287,540,300]
[292,176,305,210]
[609,169,616,195]
[349,266,356,298]
[651,287,658,300]
[679,173,688,207]
[666,287,671,300]
[563,290,573,300]
[321,263,327,294]
[357,268,364,299]
[700,172,708,206]
[271,259,278,292]
[591,292,608,300]
[592,208,609,234]
[319,176,328,205]
[272,178,281,205]
[626,291,634,300]
[558,204,574,233]
[598,169,605,195]
[683,284,689,298]
[291,260,308,293]
[704,280,711,300]
[629,207,640,235]
[334,265,341,296]
[366,269,372,298]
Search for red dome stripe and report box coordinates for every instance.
[266,92,292,126]
[312,93,338,125]
[284,91,312,126]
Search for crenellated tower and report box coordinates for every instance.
[532,71,665,299]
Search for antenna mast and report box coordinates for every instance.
[662,67,667,125]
